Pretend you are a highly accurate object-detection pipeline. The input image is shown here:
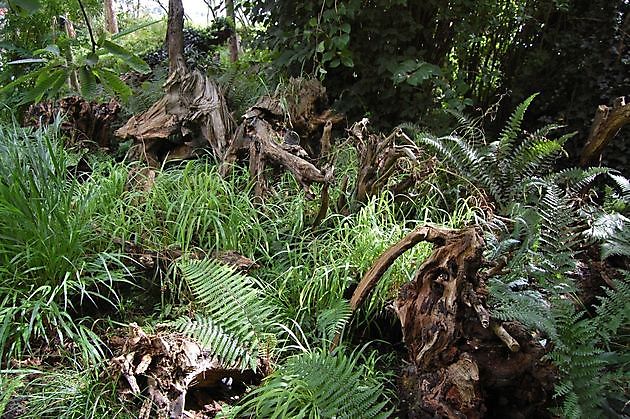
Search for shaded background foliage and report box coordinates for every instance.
[244,0,629,174]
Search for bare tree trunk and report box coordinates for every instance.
[168,0,186,74]
[104,0,119,34]
[226,0,239,62]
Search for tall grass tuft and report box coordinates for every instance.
[0,121,127,364]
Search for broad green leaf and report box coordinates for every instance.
[96,68,132,100]
[316,41,325,53]
[340,55,354,67]
[341,23,351,33]
[33,45,60,57]
[8,0,40,14]
[0,68,44,96]
[86,52,99,67]
[7,58,47,65]
[102,40,150,74]
[78,66,98,98]
[330,58,341,68]
[407,62,441,86]
[22,68,66,103]
[333,34,350,49]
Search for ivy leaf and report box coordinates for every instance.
[340,55,354,68]
[316,41,325,53]
[341,23,351,33]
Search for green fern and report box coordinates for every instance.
[316,299,352,343]
[546,298,618,419]
[170,258,279,371]
[496,93,538,162]
[409,94,572,209]
[224,347,392,418]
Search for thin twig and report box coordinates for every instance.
[77,0,96,53]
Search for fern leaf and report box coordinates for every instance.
[227,348,392,418]
[496,93,538,162]
[171,259,278,370]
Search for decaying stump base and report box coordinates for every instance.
[108,323,262,419]
[345,225,555,418]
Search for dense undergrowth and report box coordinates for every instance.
[0,5,628,418]
[0,90,627,417]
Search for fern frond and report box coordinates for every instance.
[496,93,538,161]
[316,299,352,343]
[171,259,278,370]
[550,166,610,196]
[227,347,392,418]
[609,173,630,201]
[547,299,609,419]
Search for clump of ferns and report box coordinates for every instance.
[484,173,630,418]
[402,93,577,212]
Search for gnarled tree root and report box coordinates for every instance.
[343,225,555,418]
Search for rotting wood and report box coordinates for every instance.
[220,78,340,200]
[343,118,433,209]
[26,97,120,149]
[580,95,630,165]
[109,323,262,419]
[338,224,554,416]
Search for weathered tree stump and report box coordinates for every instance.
[340,118,434,211]
[115,67,234,166]
[580,95,630,166]
[343,225,555,417]
[220,78,341,200]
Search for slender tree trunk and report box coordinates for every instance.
[167,0,186,73]
[62,16,80,91]
[104,0,119,34]
[226,0,239,62]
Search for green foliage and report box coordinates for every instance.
[408,94,575,210]
[171,258,279,370]
[0,17,152,106]
[224,347,392,418]
[0,121,128,364]
[244,0,569,128]
[0,367,134,418]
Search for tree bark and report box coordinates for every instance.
[580,96,630,166]
[104,0,119,34]
[225,0,239,62]
[167,0,186,74]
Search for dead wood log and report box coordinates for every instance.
[580,96,630,166]
[342,118,433,211]
[221,78,340,200]
[26,96,120,149]
[109,323,262,419]
[115,68,234,165]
